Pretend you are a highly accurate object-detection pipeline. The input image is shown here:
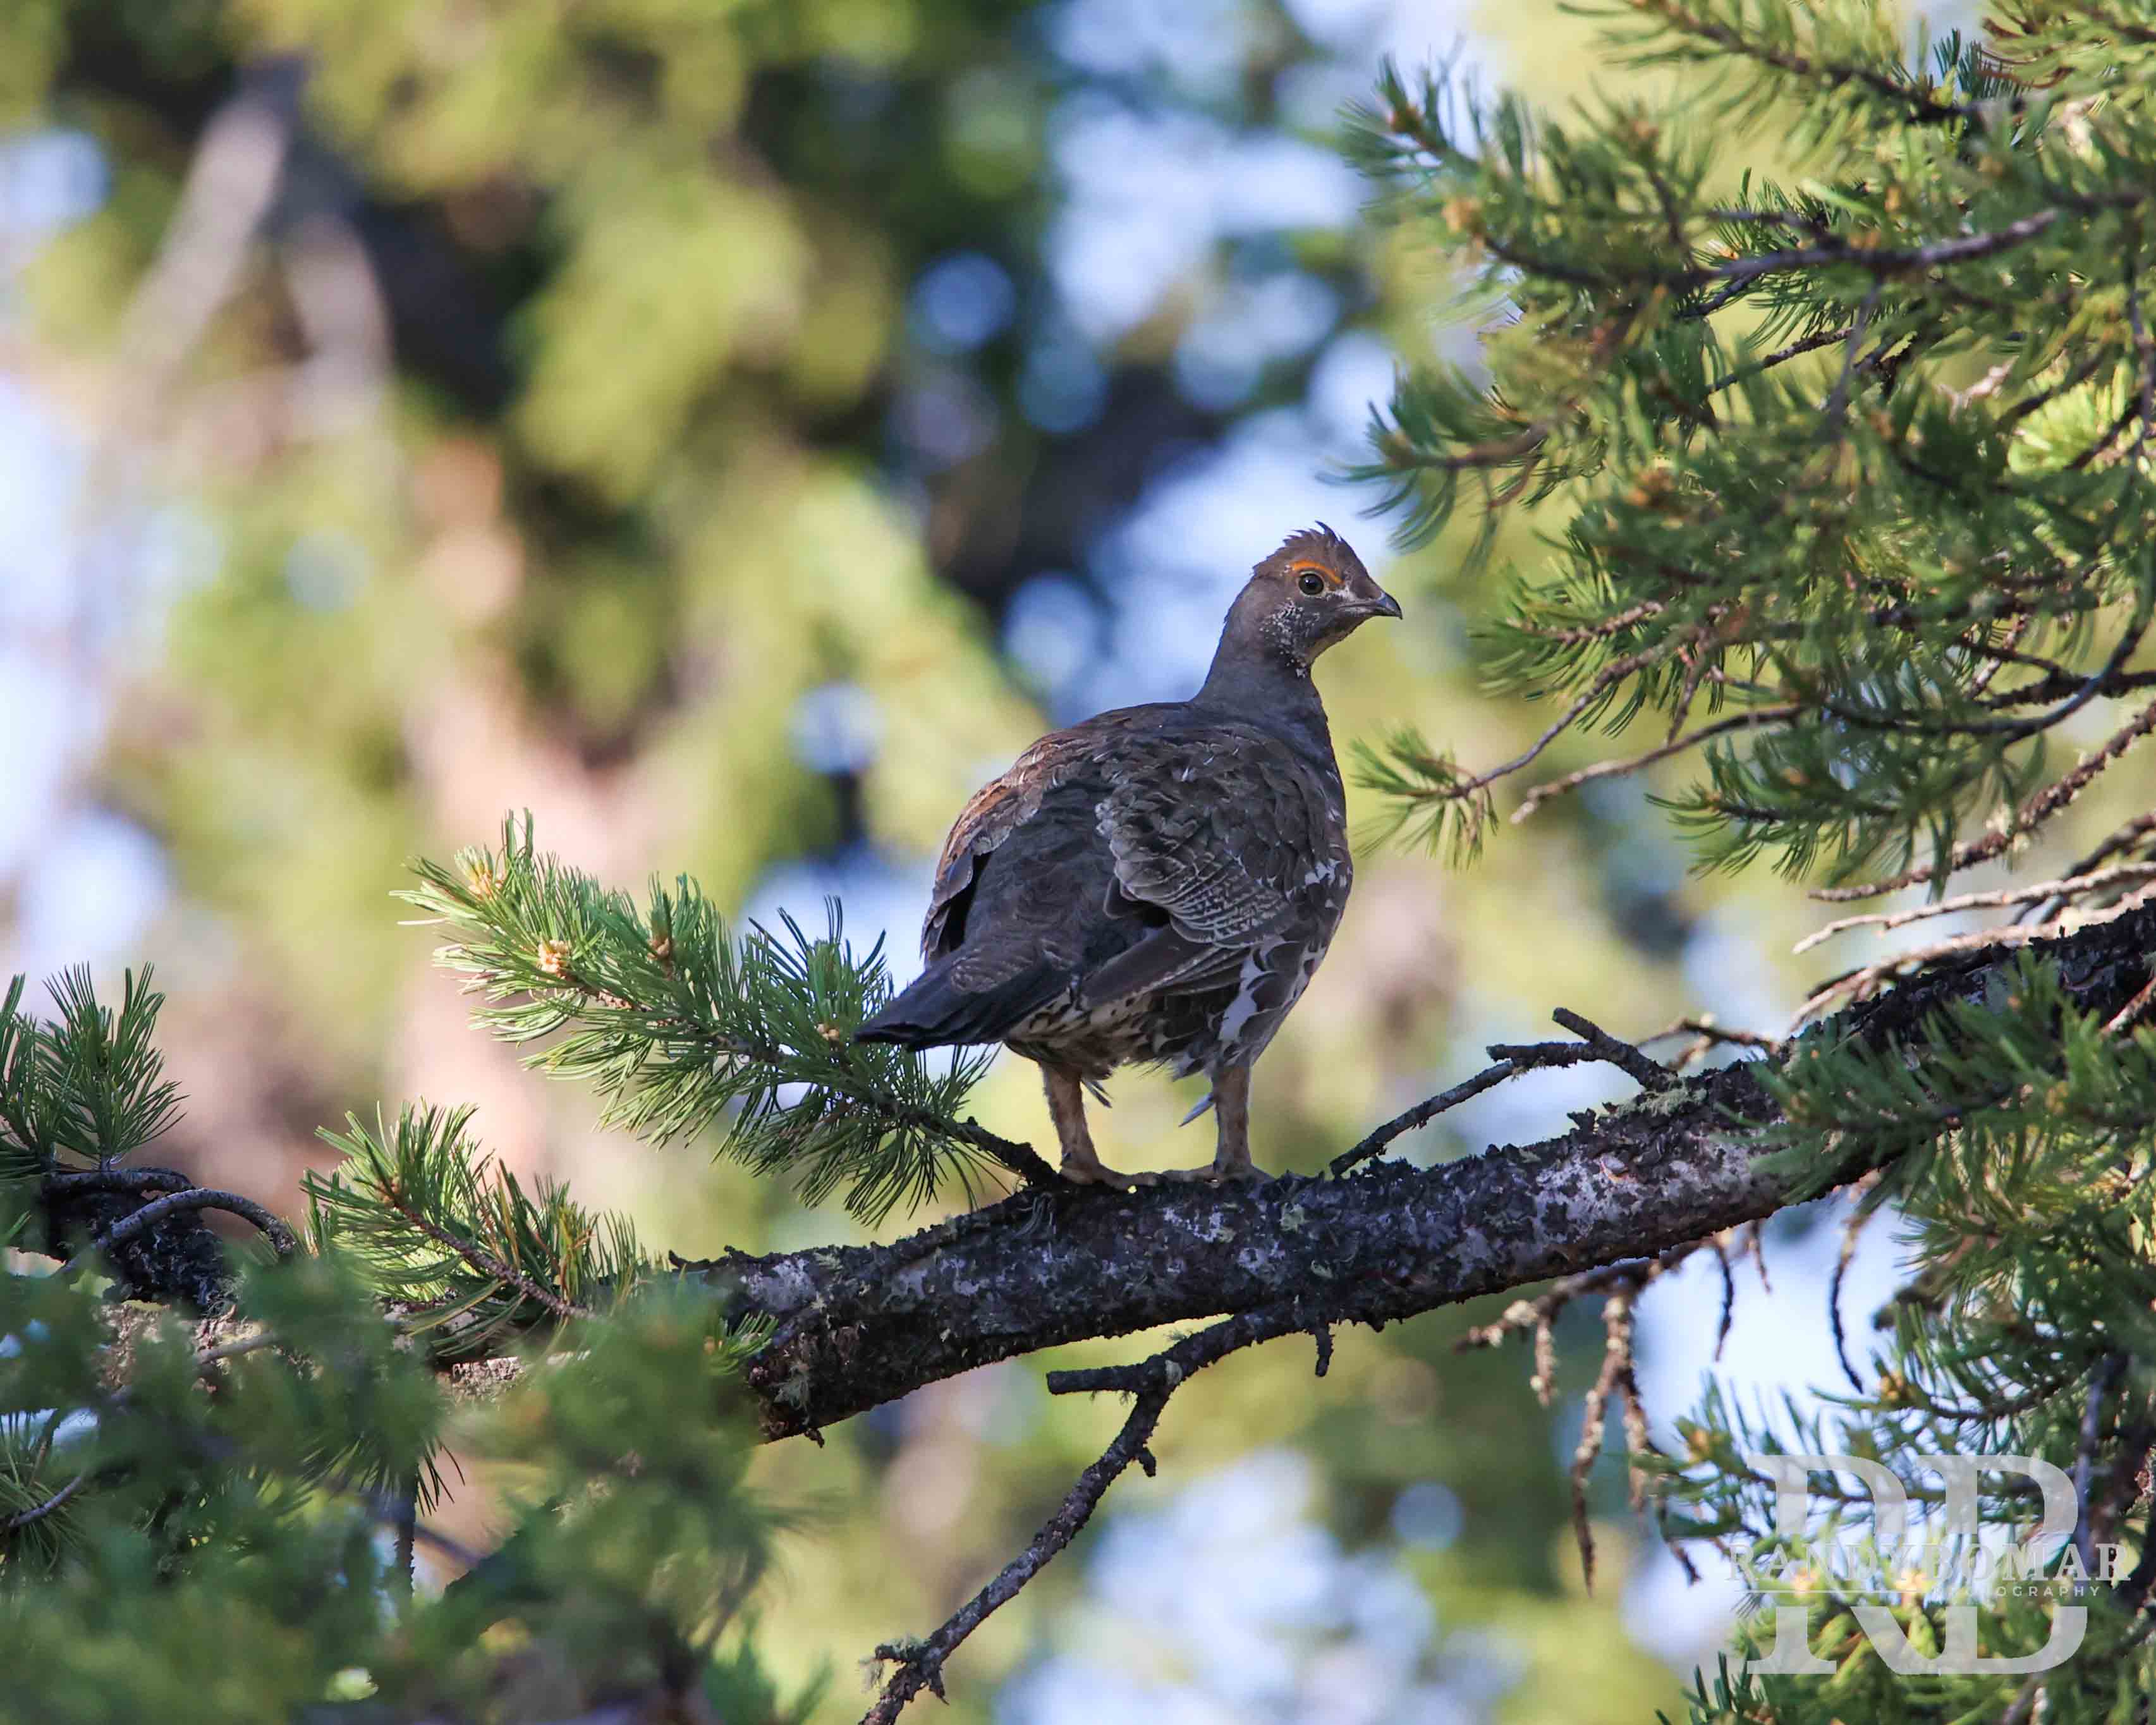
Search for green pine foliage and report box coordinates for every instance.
[1348,1,2156,887]
[308,1102,648,1357]
[3,960,817,1722]
[401,814,1002,1222]
[1339,2,2156,1717]
[0,967,185,1173]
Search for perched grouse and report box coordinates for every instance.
[857,526,1401,1185]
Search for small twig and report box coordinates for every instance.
[193,1330,279,1370]
[1795,884,2156,1025]
[1830,1175,1884,1393]
[1550,1009,1676,1092]
[1822,283,1882,430]
[2108,970,2156,1037]
[1705,324,1854,396]
[1490,1015,1672,1094]
[949,1119,1058,1190]
[344,1478,484,1572]
[1796,863,2156,954]
[1422,647,1669,810]
[1711,1236,1737,1362]
[1743,1220,1772,1295]
[2074,1354,2129,1578]
[1458,1241,1705,1428]
[3,1471,88,1532]
[1511,704,1803,823]
[1337,1009,1683,1174]
[2124,229,2155,467]
[375,1182,587,1323]
[1513,599,1665,647]
[1570,1288,1639,1594]
[863,1307,1297,1725]
[1997,348,2107,429]
[1640,1017,1784,1054]
[78,1188,298,1263]
[393,1468,419,1595]
[2018,812,2156,924]
[1329,1061,1523,1174]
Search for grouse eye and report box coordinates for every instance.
[1297,571,1326,596]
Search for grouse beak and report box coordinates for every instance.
[1362,590,1403,621]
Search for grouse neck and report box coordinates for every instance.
[1194,648,1337,771]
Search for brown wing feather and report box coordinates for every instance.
[919,707,1165,960]
[1096,724,1332,948]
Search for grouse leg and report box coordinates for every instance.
[1041,1063,1135,1188]
[1156,1064,1267,1184]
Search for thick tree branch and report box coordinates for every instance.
[704,897,2156,1441]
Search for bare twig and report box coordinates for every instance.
[1328,1060,1526,1173]
[2105,970,2156,1037]
[3,1471,88,1532]
[1712,1236,1738,1361]
[861,1306,1301,1725]
[1795,882,2156,1024]
[1571,1287,1640,1593]
[1640,1016,1785,1056]
[1549,1008,1676,1092]
[1332,1004,1681,1174]
[1486,1011,1674,1097]
[2019,812,2156,924]
[1511,704,1803,822]
[1830,1175,1884,1393]
[1796,862,2156,954]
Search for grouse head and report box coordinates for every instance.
[1210,525,1402,685]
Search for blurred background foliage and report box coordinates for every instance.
[2,0,2080,1719]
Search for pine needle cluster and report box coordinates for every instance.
[401,814,1002,1222]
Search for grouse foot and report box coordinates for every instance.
[1141,1156,1270,1186]
[1059,1147,1140,1188]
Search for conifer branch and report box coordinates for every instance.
[1620,0,1978,127]
[398,815,1020,1219]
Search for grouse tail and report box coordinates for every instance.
[854,954,1058,1050]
